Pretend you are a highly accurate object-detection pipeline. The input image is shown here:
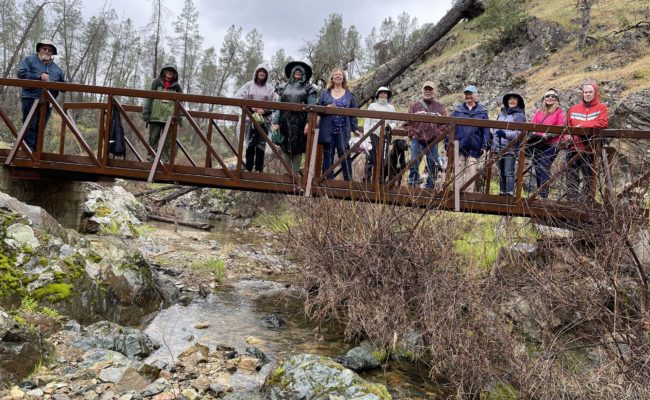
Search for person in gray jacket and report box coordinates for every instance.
[235,64,278,173]
[17,39,66,151]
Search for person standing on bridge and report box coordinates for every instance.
[235,64,278,173]
[565,82,608,198]
[448,85,490,192]
[317,67,361,181]
[272,61,318,173]
[492,93,526,197]
[404,81,449,189]
[17,39,66,151]
[142,63,183,163]
[363,86,397,183]
[529,88,565,199]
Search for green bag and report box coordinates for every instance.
[271,129,284,145]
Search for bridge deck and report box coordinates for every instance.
[1,78,648,223]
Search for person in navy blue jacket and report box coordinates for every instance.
[17,39,66,151]
[449,85,490,192]
[317,67,361,181]
[491,93,526,196]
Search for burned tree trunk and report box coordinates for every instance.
[352,0,485,106]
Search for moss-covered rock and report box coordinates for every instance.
[267,354,392,400]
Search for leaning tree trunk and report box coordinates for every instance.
[351,0,485,106]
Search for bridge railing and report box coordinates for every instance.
[1,78,649,220]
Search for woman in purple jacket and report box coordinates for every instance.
[317,68,361,181]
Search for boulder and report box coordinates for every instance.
[0,326,46,384]
[69,321,161,360]
[82,183,147,237]
[0,309,12,339]
[335,341,384,372]
[267,354,392,400]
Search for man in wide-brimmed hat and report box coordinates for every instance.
[17,39,66,151]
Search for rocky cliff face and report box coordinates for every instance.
[390,16,650,132]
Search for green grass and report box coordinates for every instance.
[253,206,296,234]
[453,214,539,270]
[193,257,226,282]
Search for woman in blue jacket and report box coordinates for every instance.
[492,93,526,196]
[317,68,361,181]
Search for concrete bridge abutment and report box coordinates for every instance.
[0,168,85,230]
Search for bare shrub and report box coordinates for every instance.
[491,198,650,398]
[284,198,523,396]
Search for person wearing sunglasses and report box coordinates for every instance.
[17,39,66,151]
[529,88,565,198]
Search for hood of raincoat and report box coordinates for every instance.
[582,82,601,106]
[253,63,270,86]
[284,61,312,83]
[158,63,179,83]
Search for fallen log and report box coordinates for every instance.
[351,0,485,106]
[155,186,201,206]
[134,184,183,197]
[147,213,213,230]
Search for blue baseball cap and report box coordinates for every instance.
[463,85,478,94]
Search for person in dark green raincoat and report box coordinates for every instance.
[142,63,183,162]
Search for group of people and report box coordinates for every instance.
[17,39,609,199]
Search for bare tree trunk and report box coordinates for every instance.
[152,0,163,78]
[351,0,485,107]
[1,1,48,80]
[576,0,594,49]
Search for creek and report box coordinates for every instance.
[141,217,442,399]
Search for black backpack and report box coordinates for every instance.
[108,108,126,158]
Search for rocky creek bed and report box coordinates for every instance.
[0,185,439,400]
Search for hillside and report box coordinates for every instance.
[387,0,650,128]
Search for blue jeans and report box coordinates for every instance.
[531,144,558,198]
[322,132,352,181]
[408,140,438,189]
[22,97,53,151]
[498,154,516,196]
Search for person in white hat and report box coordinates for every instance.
[17,39,66,151]
[363,86,396,182]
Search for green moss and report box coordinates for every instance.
[13,315,27,325]
[371,349,388,363]
[363,382,392,400]
[32,283,73,303]
[94,204,112,217]
[481,383,518,400]
[0,253,27,297]
[38,257,49,266]
[85,251,103,263]
[20,296,39,312]
[268,365,286,385]
[100,218,121,235]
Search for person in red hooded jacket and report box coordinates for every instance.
[565,82,608,198]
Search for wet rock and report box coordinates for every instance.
[190,375,211,391]
[335,341,384,372]
[70,321,161,360]
[261,313,285,329]
[0,326,46,384]
[267,354,392,400]
[236,357,262,372]
[177,343,209,366]
[244,347,268,364]
[0,309,13,339]
[61,320,81,333]
[25,388,44,397]
[222,391,265,400]
[181,388,199,400]
[192,321,210,329]
[141,378,170,397]
[4,224,38,251]
[83,184,146,237]
[245,336,261,345]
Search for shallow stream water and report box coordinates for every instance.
[142,214,443,399]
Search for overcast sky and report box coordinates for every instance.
[84,0,454,60]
